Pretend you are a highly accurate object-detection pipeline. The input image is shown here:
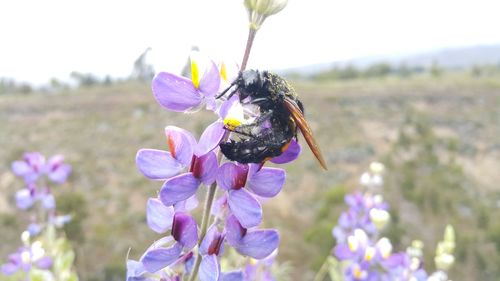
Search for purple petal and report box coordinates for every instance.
[46,154,64,170]
[211,194,228,217]
[200,225,218,256]
[270,139,301,164]
[220,271,244,281]
[27,223,42,236]
[217,95,240,118]
[165,126,197,167]
[1,263,18,275]
[174,195,199,212]
[247,167,285,198]
[15,189,35,210]
[172,212,198,249]
[225,215,245,246]
[127,259,146,280]
[234,229,280,259]
[136,149,183,180]
[11,160,31,177]
[199,255,220,281]
[199,225,225,257]
[192,152,218,185]
[228,189,262,228]
[198,61,221,98]
[217,163,248,190]
[35,256,53,269]
[159,173,200,206]
[48,164,71,184]
[141,242,183,273]
[147,198,174,233]
[23,152,46,174]
[195,121,225,156]
[152,72,202,112]
[334,244,355,260]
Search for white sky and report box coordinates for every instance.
[1,0,499,85]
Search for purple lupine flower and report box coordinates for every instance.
[136,122,225,206]
[216,163,285,228]
[382,252,427,280]
[11,152,46,184]
[146,196,198,234]
[140,212,198,273]
[225,215,279,259]
[152,52,221,113]
[15,184,57,212]
[45,155,72,184]
[11,152,71,185]
[15,187,36,210]
[332,192,389,244]
[27,223,42,236]
[1,243,53,276]
[198,225,226,281]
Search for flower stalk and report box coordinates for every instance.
[188,181,217,281]
[240,27,257,71]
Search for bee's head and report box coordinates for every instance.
[238,70,263,100]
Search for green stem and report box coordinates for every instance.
[188,182,218,281]
[240,27,258,71]
[312,257,330,281]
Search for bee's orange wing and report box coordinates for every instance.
[284,98,328,170]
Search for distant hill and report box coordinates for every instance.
[281,44,500,76]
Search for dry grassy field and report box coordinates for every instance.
[1,73,499,280]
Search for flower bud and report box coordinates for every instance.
[21,230,30,245]
[369,208,390,230]
[407,240,424,258]
[376,237,392,259]
[435,253,455,271]
[369,162,385,174]
[244,0,288,29]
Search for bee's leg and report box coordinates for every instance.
[216,81,237,99]
[249,97,268,105]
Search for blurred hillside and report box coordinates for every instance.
[1,71,500,280]
[281,44,500,77]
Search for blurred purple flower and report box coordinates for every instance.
[45,155,72,184]
[11,152,45,184]
[152,52,221,113]
[15,187,36,210]
[11,153,71,185]
[216,163,285,228]
[332,192,389,244]
[1,245,53,276]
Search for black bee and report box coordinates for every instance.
[216,70,327,170]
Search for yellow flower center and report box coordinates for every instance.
[224,117,242,131]
[191,59,200,89]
